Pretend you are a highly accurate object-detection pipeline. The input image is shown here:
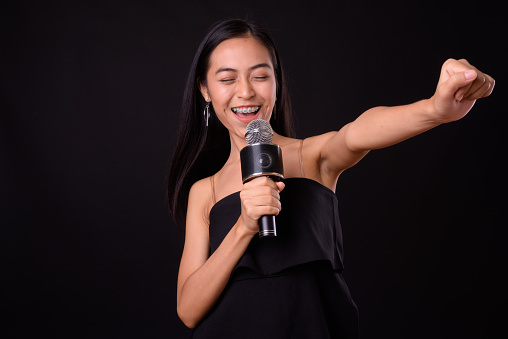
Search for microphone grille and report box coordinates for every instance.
[245,119,273,145]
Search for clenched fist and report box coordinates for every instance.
[430,58,495,123]
[238,176,285,236]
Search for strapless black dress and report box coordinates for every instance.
[192,178,359,338]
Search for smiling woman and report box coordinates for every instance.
[166,18,494,339]
[199,37,276,129]
[168,19,293,227]
[167,19,360,338]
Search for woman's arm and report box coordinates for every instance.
[176,177,284,328]
[319,58,494,177]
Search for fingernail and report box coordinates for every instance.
[464,70,476,80]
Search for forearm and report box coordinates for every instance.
[177,220,254,328]
[344,99,441,152]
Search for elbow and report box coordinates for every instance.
[181,318,199,329]
[177,304,200,329]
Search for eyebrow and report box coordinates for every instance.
[215,63,272,75]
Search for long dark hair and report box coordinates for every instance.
[167,19,294,226]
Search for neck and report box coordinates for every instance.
[226,132,246,164]
[225,130,283,165]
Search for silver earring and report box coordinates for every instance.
[204,101,210,127]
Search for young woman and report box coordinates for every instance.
[167,19,494,338]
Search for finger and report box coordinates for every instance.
[243,189,280,204]
[463,72,495,100]
[256,205,281,217]
[457,58,472,67]
[463,79,489,100]
[439,58,471,85]
[461,71,487,99]
[242,190,281,205]
[483,73,495,97]
[276,181,285,192]
[245,176,275,188]
[439,59,479,100]
[242,203,281,220]
[450,70,477,101]
[244,196,282,218]
[246,177,284,195]
[244,176,268,187]
[255,195,281,209]
[243,182,281,199]
[245,192,280,205]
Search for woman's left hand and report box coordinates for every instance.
[430,58,495,123]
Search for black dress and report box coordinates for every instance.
[192,178,359,339]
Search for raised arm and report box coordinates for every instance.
[320,58,494,177]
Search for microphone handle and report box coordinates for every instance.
[239,143,283,238]
[259,214,277,237]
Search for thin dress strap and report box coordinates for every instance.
[299,139,305,177]
[210,174,217,205]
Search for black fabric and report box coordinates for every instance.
[193,178,359,338]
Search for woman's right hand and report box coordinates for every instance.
[239,177,285,236]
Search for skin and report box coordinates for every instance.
[176,35,495,328]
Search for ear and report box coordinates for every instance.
[197,77,210,102]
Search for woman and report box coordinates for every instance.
[167,19,494,338]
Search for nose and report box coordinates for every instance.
[236,77,255,99]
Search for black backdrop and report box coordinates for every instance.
[2,1,506,338]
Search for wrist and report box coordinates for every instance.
[234,218,258,241]
[421,97,447,125]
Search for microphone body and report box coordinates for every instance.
[240,119,284,237]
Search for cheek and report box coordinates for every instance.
[209,87,233,108]
[266,77,277,95]
[264,81,277,102]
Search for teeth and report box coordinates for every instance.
[233,106,260,114]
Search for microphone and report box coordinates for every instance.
[240,119,284,237]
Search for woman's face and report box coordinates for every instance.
[200,36,277,138]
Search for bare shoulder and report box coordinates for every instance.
[277,132,337,152]
[277,131,359,189]
[187,177,214,227]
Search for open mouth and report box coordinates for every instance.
[231,106,261,118]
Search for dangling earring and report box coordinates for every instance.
[203,100,210,127]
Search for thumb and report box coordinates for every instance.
[276,181,285,192]
[442,70,477,101]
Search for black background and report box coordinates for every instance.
[2,0,506,338]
